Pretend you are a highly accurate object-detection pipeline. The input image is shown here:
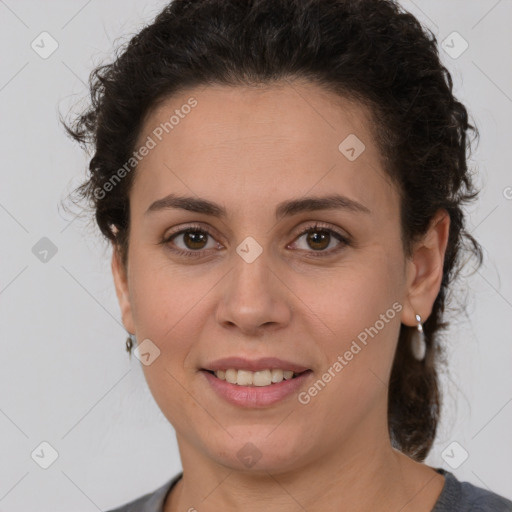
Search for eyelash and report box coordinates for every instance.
[160,222,351,259]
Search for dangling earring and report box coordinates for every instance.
[411,313,426,361]
[125,334,134,357]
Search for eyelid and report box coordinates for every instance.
[163,222,222,241]
[290,220,350,242]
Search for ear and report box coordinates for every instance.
[401,209,450,327]
[111,243,136,335]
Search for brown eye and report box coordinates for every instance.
[181,230,209,250]
[164,227,218,256]
[290,223,350,257]
[305,229,331,251]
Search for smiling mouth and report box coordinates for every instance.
[203,368,312,387]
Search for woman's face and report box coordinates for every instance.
[112,81,429,473]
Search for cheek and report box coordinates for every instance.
[128,258,214,430]
[290,249,404,417]
[293,266,403,438]
[291,250,403,346]
[126,254,213,415]
[128,248,214,342]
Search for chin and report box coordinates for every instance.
[205,428,312,474]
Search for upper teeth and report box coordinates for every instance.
[214,369,296,386]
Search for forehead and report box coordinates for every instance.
[131,81,395,219]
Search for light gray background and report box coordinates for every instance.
[0,0,511,510]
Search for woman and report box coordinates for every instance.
[65,0,512,510]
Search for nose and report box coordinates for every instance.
[215,249,292,336]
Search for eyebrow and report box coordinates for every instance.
[145,193,371,219]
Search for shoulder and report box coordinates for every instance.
[433,468,512,512]
[105,473,182,512]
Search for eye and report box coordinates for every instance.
[161,224,221,257]
[289,223,350,257]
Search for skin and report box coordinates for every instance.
[112,81,449,511]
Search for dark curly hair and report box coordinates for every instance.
[64,0,482,462]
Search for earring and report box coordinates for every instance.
[125,334,134,357]
[411,313,426,361]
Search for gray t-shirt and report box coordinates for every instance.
[105,468,512,511]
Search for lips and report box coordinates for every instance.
[201,367,313,407]
[199,356,313,407]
